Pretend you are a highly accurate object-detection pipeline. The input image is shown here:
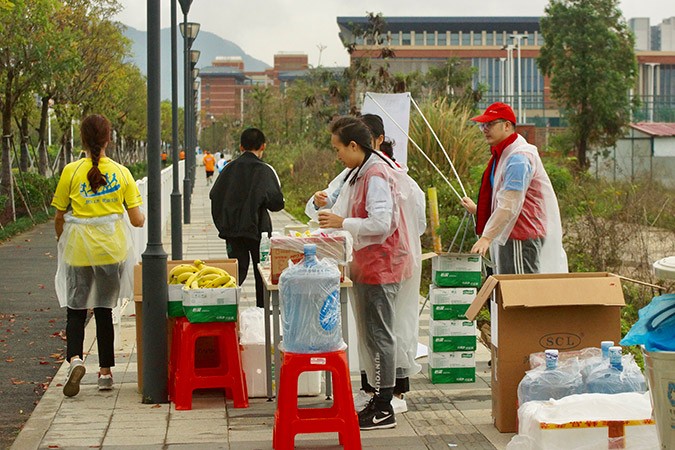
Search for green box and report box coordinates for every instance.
[168,284,185,318]
[429,286,477,320]
[430,319,477,351]
[428,351,476,384]
[182,287,240,323]
[428,366,476,384]
[431,335,477,352]
[432,253,482,287]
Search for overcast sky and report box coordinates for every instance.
[115,1,673,68]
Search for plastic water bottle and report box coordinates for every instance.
[259,232,271,268]
[585,346,647,394]
[601,341,614,360]
[581,340,615,381]
[279,243,343,353]
[518,349,584,404]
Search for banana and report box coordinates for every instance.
[224,280,237,288]
[184,271,200,288]
[169,264,198,278]
[175,272,194,284]
[196,267,227,277]
[204,274,230,288]
[193,259,205,269]
[190,279,199,289]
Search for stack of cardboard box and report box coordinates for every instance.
[427,253,482,383]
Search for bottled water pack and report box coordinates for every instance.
[585,346,647,394]
[518,349,584,405]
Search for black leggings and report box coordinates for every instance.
[66,307,115,368]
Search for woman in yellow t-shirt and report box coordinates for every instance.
[52,114,145,397]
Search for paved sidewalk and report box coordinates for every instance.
[11,169,514,449]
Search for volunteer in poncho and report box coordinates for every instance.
[52,114,145,397]
[307,114,425,414]
[460,102,567,274]
[318,116,413,430]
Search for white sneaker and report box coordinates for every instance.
[63,358,86,397]
[353,390,374,411]
[391,395,408,414]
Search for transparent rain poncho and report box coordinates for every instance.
[55,212,137,309]
[483,134,568,274]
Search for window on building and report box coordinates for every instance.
[450,32,459,45]
[402,32,411,45]
[427,32,435,46]
[438,32,447,46]
[389,32,400,45]
[496,32,504,46]
[462,32,471,46]
[415,32,424,46]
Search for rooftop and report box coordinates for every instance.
[631,122,675,137]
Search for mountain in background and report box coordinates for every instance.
[122,25,270,101]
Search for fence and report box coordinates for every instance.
[129,160,185,260]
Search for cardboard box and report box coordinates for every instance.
[432,253,482,287]
[465,272,625,433]
[135,259,238,318]
[428,351,476,384]
[429,319,477,351]
[429,286,477,320]
[182,286,239,323]
[270,235,347,284]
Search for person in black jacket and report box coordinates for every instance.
[210,128,285,307]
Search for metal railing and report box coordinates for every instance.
[129,160,185,261]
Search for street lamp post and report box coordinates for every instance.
[170,0,182,259]
[502,44,514,106]
[189,50,200,190]
[499,57,506,103]
[179,16,199,224]
[142,0,168,404]
[510,34,526,124]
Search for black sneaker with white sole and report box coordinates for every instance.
[358,403,396,430]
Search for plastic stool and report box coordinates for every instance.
[169,317,248,410]
[273,350,360,450]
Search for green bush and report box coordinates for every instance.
[12,170,57,212]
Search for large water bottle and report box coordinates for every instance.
[585,346,648,394]
[518,349,584,404]
[581,340,614,381]
[279,243,344,353]
[259,232,271,268]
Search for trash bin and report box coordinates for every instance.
[642,347,675,449]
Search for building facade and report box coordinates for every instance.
[337,16,675,125]
[199,53,309,123]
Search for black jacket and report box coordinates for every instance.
[210,151,285,241]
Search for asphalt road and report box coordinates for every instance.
[0,221,65,449]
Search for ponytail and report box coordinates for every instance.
[80,115,111,193]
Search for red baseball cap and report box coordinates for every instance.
[470,102,516,124]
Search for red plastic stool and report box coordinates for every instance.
[169,317,248,410]
[273,350,361,450]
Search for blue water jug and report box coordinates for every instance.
[279,243,343,353]
[518,349,584,404]
[585,346,647,394]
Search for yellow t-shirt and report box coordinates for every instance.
[52,157,142,265]
[52,157,142,215]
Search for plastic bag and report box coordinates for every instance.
[518,357,583,405]
[530,347,600,370]
[620,293,675,351]
[239,307,265,345]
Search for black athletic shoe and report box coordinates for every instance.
[357,397,376,418]
[358,403,396,430]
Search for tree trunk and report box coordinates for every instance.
[36,96,50,176]
[1,92,15,221]
[65,126,72,165]
[19,115,29,172]
[577,137,589,171]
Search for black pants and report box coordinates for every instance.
[66,307,115,368]
[226,237,264,308]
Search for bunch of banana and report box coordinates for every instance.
[293,230,312,238]
[183,264,236,290]
[168,260,204,285]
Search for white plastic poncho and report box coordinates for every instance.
[394,165,426,378]
[483,134,568,274]
[55,212,137,309]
